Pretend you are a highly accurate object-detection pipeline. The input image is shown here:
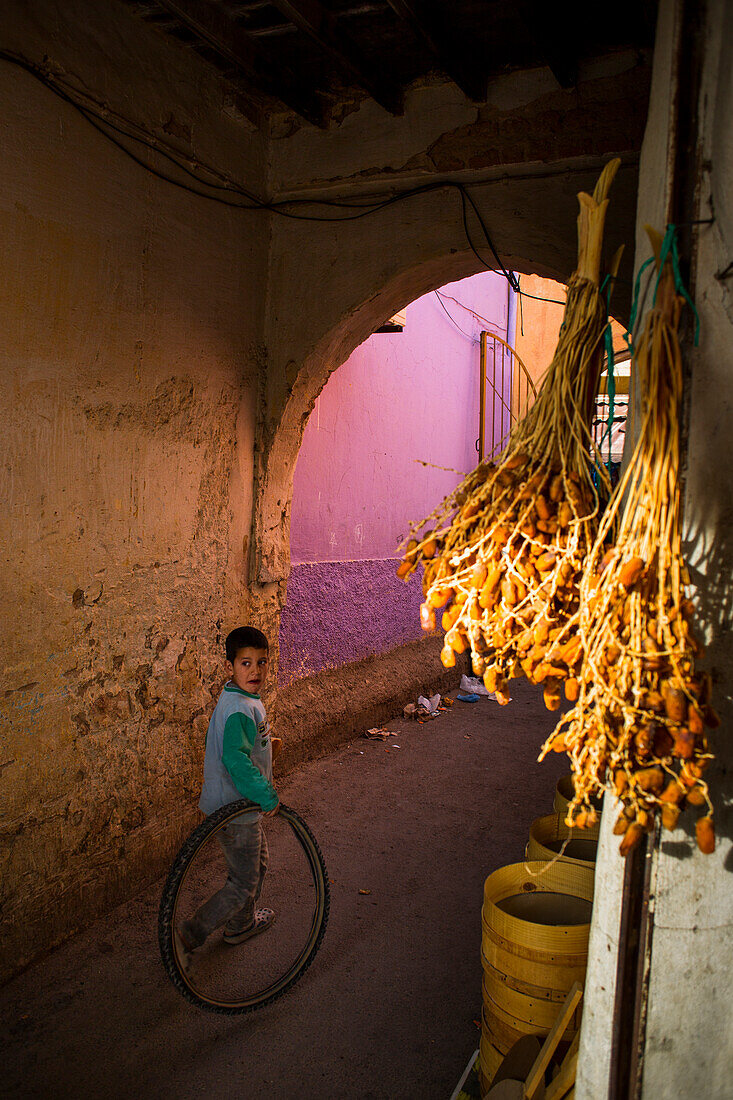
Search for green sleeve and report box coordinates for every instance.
[222,712,278,810]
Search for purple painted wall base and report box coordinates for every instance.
[278,560,425,685]
[282,273,510,685]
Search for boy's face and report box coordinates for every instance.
[227,647,269,694]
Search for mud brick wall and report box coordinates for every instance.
[0,0,269,980]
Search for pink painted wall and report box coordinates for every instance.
[291,272,512,563]
[281,271,513,682]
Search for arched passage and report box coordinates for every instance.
[253,248,488,585]
[251,162,638,640]
[280,268,515,684]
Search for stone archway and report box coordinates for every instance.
[252,248,487,587]
[250,160,639,648]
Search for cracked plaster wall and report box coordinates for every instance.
[577,3,733,1096]
[0,0,270,982]
[268,51,650,195]
[640,0,733,1093]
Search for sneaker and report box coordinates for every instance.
[223,905,253,939]
[222,907,276,945]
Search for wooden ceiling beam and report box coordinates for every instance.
[268,0,404,114]
[156,0,327,125]
[384,0,488,102]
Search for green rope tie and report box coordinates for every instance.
[613,224,701,468]
[655,223,700,345]
[626,223,701,354]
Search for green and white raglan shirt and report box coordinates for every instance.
[199,683,278,815]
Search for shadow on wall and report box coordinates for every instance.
[680,499,733,864]
[278,561,425,685]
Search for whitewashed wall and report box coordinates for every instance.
[577,2,733,1096]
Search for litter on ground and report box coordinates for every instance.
[364,727,399,740]
[459,674,496,698]
[417,693,441,713]
[404,693,455,721]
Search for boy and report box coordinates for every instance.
[176,627,279,969]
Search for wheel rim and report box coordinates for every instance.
[158,801,329,1013]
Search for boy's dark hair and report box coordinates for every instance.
[225,627,269,663]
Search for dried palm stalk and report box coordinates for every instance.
[540,229,716,854]
[398,160,619,705]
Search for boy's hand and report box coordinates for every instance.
[263,803,280,817]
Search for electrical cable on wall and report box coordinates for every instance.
[515,273,567,306]
[434,290,504,335]
[433,293,476,340]
[0,47,612,308]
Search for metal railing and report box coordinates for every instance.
[478,330,538,460]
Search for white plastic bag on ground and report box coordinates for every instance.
[460,675,493,697]
[417,693,441,714]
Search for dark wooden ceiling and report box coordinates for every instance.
[121,0,658,127]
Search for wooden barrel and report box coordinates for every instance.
[481,861,592,1054]
[527,812,599,871]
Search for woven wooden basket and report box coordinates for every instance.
[478,1026,504,1091]
[527,812,599,871]
[553,774,576,814]
[482,991,582,1050]
[481,933,588,993]
[480,861,592,1054]
[553,773,603,816]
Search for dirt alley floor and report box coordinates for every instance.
[1,679,568,1100]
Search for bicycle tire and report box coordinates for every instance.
[158,800,329,1014]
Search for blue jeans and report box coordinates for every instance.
[183,814,269,947]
